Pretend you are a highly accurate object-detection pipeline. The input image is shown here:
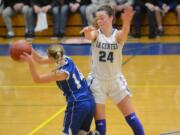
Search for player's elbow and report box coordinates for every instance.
[34,78,41,83]
[33,77,42,83]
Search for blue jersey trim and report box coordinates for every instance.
[99,28,116,36]
[66,80,77,102]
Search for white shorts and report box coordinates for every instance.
[87,74,131,104]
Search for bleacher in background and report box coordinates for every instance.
[0,12,179,37]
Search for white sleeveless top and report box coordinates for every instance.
[90,28,124,80]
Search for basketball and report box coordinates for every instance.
[10,39,32,61]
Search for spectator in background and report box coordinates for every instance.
[52,0,64,38]
[0,0,4,14]
[59,0,91,38]
[32,0,62,38]
[133,0,157,38]
[115,0,134,14]
[86,0,116,26]
[0,0,4,38]
[155,0,180,36]
[2,0,33,38]
[176,0,180,25]
[114,0,134,28]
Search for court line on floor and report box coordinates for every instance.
[122,43,157,66]
[160,130,180,135]
[27,105,66,135]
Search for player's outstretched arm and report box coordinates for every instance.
[32,49,53,64]
[21,53,67,83]
[80,26,98,41]
[116,6,134,43]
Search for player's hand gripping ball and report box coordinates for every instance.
[10,39,32,61]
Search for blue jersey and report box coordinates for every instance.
[56,56,95,134]
[56,56,93,103]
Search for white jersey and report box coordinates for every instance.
[90,28,124,80]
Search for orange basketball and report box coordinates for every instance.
[10,39,32,61]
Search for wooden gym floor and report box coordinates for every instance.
[0,36,180,135]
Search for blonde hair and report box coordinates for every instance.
[47,44,64,64]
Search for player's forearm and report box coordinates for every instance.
[80,26,97,41]
[32,49,43,62]
[28,60,41,83]
[32,50,50,64]
[84,31,93,41]
[121,21,131,41]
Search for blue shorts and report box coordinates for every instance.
[63,98,95,135]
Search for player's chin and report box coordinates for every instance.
[97,24,104,29]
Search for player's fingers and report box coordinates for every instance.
[20,55,25,59]
[127,6,133,11]
[123,8,134,18]
[22,52,29,56]
[80,27,88,34]
[121,12,125,18]
[90,26,97,31]
[80,29,85,34]
[131,10,135,16]
[20,55,26,61]
[124,6,133,14]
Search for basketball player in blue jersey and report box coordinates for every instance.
[20,45,99,135]
[80,5,145,135]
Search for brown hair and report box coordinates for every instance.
[96,4,116,25]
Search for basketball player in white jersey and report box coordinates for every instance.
[80,5,145,135]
